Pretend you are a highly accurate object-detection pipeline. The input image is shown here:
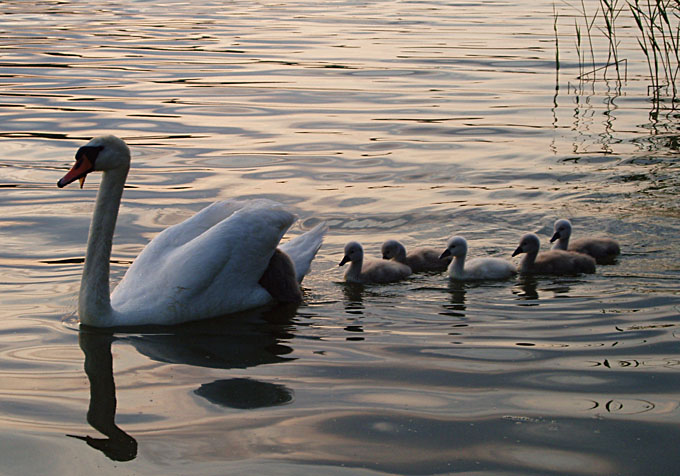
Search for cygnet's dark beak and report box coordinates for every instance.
[549,231,561,243]
[339,255,350,266]
[511,245,524,257]
[439,249,451,260]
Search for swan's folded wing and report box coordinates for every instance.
[133,199,282,261]
[111,202,296,323]
[114,199,288,289]
[279,222,328,282]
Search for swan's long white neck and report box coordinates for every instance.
[79,166,128,327]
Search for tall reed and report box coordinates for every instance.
[599,0,624,81]
[555,0,679,102]
[554,2,561,73]
[629,0,680,99]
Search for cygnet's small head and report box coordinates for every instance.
[550,219,572,243]
[381,239,405,260]
[440,236,468,259]
[339,241,364,266]
[512,233,541,257]
[57,135,131,189]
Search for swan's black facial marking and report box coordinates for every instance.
[57,145,103,188]
[76,145,103,166]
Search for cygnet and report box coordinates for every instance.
[340,241,412,284]
[440,236,516,280]
[550,218,620,264]
[381,239,451,272]
[513,233,596,275]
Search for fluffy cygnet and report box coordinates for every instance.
[381,239,451,273]
[340,241,412,284]
[440,236,516,280]
[512,233,596,275]
[550,218,620,264]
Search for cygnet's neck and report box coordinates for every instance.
[519,248,539,272]
[345,255,364,282]
[79,167,128,327]
[449,253,467,279]
[552,235,569,251]
[394,245,407,263]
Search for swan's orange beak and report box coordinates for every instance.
[57,149,97,188]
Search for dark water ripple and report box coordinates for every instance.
[0,0,679,474]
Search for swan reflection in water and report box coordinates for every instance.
[67,331,137,461]
[67,303,299,461]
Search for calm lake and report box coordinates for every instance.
[1,0,679,474]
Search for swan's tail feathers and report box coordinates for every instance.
[280,222,328,283]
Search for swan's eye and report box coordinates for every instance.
[75,145,103,164]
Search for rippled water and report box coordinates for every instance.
[1,0,679,474]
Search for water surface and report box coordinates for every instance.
[1,0,679,474]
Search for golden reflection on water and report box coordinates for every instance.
[0,0,679,474]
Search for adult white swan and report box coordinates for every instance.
[57,135,327,327]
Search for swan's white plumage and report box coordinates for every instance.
[111,200,297,324]
[441,236,516,281]
[59,136,325,327]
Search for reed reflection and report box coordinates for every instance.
[68,303,299,462]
